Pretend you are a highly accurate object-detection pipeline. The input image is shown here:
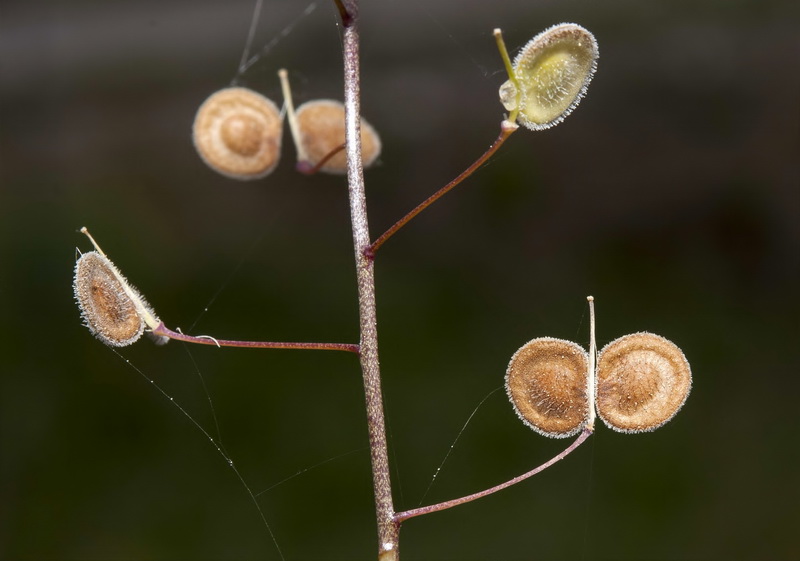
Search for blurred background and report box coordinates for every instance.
[1,0,798,559]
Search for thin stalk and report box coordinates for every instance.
[493,28,521,124]
[296,142,346,175]
[368,120,518,257]
[277,68,307,163]
[336,1,400,559]
[152,322,359,353]
[395,427,593,523]
[587,296,597,430]
[278,67,346,175]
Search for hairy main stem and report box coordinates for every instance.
[338,1,399,559]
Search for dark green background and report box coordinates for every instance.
[1,0,797,559]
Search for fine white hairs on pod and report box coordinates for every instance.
[73,227,168,347]
[505,297,691,438]
[279,69,381,175]
[498,23,598,131]
[192,87,283,180]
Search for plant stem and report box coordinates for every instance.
[151,322,360,353]
[336,1,400,559]
[367,120,518,257]
[394,427,593,523]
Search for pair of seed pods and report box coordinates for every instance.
[506,300,691,437]
[192,70,381,180]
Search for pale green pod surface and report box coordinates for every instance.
[510,23,598,130]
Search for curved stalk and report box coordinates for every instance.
[296,143,346,175]
[368,120,518,257]
[395,427,592,523]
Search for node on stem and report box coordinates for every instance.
[497,23,598,130]
[192,87,283,180]
[73,227,167,347]
[279,68,381,175]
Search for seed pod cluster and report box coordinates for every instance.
[192,71,382,179]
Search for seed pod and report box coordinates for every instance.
[596,332,692,433]
[294,99,381,174]
[499,23,598,130]
[73,228,167,347]
[279,69,381,175]
[505,337,590,438]
[192,87,283,180]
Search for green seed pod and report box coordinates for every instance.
[499,23,598,130]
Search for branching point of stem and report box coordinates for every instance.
[333,0,356,27]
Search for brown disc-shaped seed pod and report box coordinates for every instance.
[74,252,147,347]
[192,87,282,180]
[73,228,167,347]
[505,337,590,438]
[499,23,598,130]
[294,99,381,174]
[596,332,692,433]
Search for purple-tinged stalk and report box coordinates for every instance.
[152,323,359,353]
[368,120,517,257]
[395,427,593,523]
